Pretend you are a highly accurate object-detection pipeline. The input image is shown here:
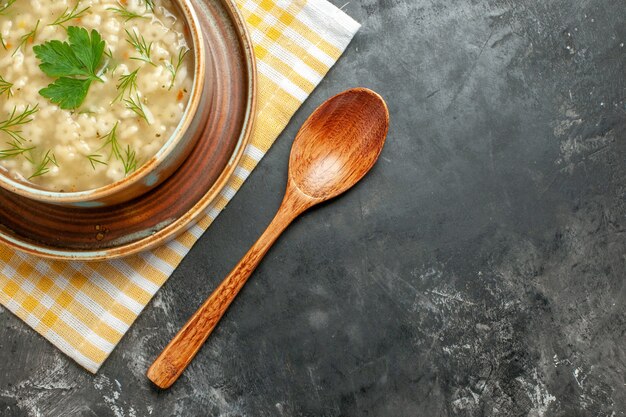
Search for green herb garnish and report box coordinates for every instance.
[0,105,38,143]
[0,140,34,159]
[12,19,40,57]
[0,0,16,15]
[34,26,106,109]
[99,122,138,175]
[101,122,121,157]
[87,153,106,169]
[165,47,189,90]
[29,150,58,179]
[0,75,12,97]
[103,48,120,75]
[143,0,155,13]
[125,29,155,66]
[0,34,6,50]
[124,94,151,124]
[107,2,147,21]
[121,144,138,175]
[40,77,94,109]
[113,68,139,103]
[49,3,90,27]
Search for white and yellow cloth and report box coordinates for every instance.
[0,0,359,373]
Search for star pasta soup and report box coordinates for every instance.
[0,0,194,193]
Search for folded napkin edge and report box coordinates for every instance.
[306,0,361,35]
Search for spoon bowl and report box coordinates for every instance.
[148,88,389,389]
[290,88,389,200]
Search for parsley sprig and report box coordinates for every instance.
[34,26,106,109]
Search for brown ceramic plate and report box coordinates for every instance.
[0,0,256,261]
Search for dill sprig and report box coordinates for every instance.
[99,122,139,175]
[87,153,106,169]
[165,47,189,90]
[107,2,147,21]
[143,0,155,13]
[0,0,16,15]
[49,3,91,27]
[121,144,137,175]
[103,48,119,76]
[0,140,34,159]
[124,94,151,124]
[0,75,12,98]
[0,105,39,143]
[101,122,122,159]
[0,34,6,50]
[13,19,40,57]
[113,68,139,103]
[125,29,155,66]
[29,150,58,179]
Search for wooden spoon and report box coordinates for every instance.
[147,88,390,389]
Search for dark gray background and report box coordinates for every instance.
[2,0,626,415]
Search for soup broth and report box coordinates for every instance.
[0,0,193,192]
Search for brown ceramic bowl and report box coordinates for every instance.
[0,0,256,259]
[0,0,211,208]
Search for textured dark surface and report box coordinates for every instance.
[2,0,626,416]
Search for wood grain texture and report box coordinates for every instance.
[290,88,389,200]
[146,184,313,388]
[147,88,389,389]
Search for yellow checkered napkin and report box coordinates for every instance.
[0,0,359,373]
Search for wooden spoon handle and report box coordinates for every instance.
[147,186,313,389]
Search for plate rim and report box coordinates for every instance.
[0,0,257,261]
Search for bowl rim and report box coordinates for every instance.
[0,0,207,205]
[0,0,258,261]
